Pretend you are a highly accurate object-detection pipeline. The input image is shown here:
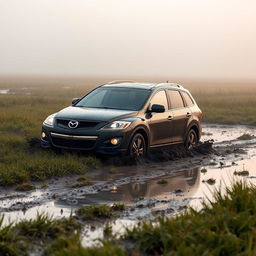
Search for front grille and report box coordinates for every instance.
[56,119,99,129]
[50,133,97,149]
[51,137,96,149]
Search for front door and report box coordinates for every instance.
[147,90,172,145]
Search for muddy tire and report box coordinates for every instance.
[129,133,146,160]
[185,129,198,150]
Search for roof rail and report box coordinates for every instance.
[107,80,137,85]
[155,82,182,88]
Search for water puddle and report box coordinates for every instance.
[0,89,10,94]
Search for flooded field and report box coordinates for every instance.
[0,124,255,246]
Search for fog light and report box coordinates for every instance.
[110,138,119,145]
[111,186,118,192]
[41,132,46,138]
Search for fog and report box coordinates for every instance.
[0,0,256,79]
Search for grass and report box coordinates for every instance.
[0,147,100,186]
[72,176,95,188]
[15,214,81,240]
[0,130,100,186]
[0,213,82,256]
[15,183,36,192]
[192,84,256,125]
[234,170,249,176]
[156,179,168,185]
[208,161,218,166]
[0,216,27,256]
[200,168,207,173]
[76,203,125,221]
[0,82,101,186]
[111,203,125,211]
[103,223,113,237]
[202,178,216,185]
[237,133,254,140]
[76,205,114,221]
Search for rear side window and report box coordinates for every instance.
[181,91,194,106]
[150,90,168,110]
[168,90,184,109]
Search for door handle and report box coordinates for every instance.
[186,112,192,117]
[167,115,173,120]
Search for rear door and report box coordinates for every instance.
[148,90,172,145]
[167,90,191,142]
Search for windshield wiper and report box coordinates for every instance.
[77,106,120,110]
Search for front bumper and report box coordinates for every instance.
[41,124,133,155]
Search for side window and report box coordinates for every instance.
[181,92,194,106]
[168,90,184,109]
[150,90,168,110]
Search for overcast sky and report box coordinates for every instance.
[0,0,255,79]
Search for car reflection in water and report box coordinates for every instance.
[74,168,200,205]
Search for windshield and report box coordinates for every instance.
[75,87,151,111]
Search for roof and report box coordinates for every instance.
[102,81,184,90]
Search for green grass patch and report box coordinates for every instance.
[202,178,216,185]
[15,183,36,192]
[103,223,113,237]
[76,205,114,221]
[0,149,100,186]
[200,168,207,173]
[111,203,125,211]
[189,83,256,125]
[0,85,101,187]
[237,133,254,140]
[234,170,249,176]
[0,213,82,256]
[156,179,168,185]
[72,177,95,188]
[192,87,256,125]
[76,204,125,221]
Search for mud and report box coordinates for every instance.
[0,124,256,246]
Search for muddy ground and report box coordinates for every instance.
[0,124,256,246]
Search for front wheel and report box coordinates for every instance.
[129,133,146,160]
[185,129,198,150]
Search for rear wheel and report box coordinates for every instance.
[185,129,198,150]
[129,133,146,160]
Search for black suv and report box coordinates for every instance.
[41,81,202,158]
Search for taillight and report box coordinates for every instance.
[199,111,203,120]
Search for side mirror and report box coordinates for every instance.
[72,98,80,105]
[151,104,165,113]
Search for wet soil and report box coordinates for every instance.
[0,124,256,246]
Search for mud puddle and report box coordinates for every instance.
[0,124,256,246]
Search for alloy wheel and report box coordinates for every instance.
[186,129,198,150]
[129,134,146,160]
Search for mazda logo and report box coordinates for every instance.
[68,120,79,129]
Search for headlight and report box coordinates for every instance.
[43,114,56,126]
[102,121,131,130]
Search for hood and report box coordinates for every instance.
[55,106,138,122]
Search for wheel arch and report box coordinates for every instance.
[185,122,200,141]
[130,125,150,149]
